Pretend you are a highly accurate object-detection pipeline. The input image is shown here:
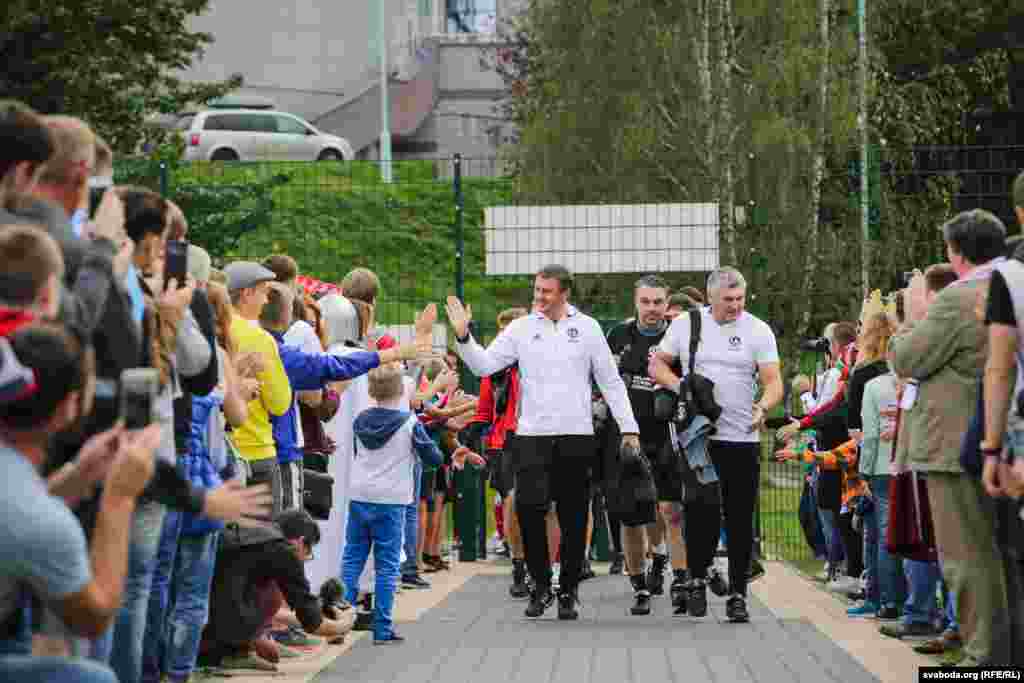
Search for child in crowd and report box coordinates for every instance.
[341,365,483,644]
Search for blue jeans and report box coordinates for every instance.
[818,507,843,565]
[91,501,166,683]
[341,501,404,640]
[943,580,960,633]
[0,656,117,683]
[903,558,941,625]
[401,464,422,576]
[164,531,220,683]
[141,507,184,683]
[864,476,905,608]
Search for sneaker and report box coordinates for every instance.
[353,611,373,632]
[846,601,880,618]
[687,578,708,618]
[551,563,561,591]
[276,644,303,659]
[707,566,729,597]
[402,574,431,590]
[875,606,901,621]
[270,626,321,649]
[827,575,861,595]
[524,586,555,618]
[221,654,278,672]
[609,553,625,576]
[747,558,766,583]
[510,560,530,600]
[557,590,580,621]
[630,575,652,616]
[814,562,833,583]
[647,554,668,596]
[726,594,750,623]
[495,542,511,558]
[879,622,939,640]
[580,560,597,582]
[373,633,406,646]
[912,630,962,655]
[670,570,689,615]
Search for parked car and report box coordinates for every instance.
[175,109,354,162]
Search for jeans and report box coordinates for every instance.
[818,507,841,565]
[164,531,220,683]
[944,583,959,633]
[0,656,117,683]
[401,463,422,576]
[141,508,184,683]
[91,501,166,683]
[864,476,905,608]
[903,559,941,625]
[341,501,404,640]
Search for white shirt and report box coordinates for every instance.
[815,367,842,410]
[456,305,639,436]
[658,307,779,443]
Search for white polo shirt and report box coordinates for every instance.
[456,306,639,437]
[658,307,779,443]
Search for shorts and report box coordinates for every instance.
[420,468,435,509]
[487,432,519,498]
[513,434,596,508]
[650,437,683,503]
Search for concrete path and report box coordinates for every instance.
[314,561,931,683]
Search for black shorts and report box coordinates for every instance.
[512,434,596,508]
[650,437,683,503]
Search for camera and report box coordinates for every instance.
[800,337,831,354]
[120,368,159,429]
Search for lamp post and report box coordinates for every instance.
[379,0,393,183]
[858,0,869,295]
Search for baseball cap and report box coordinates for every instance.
[276,509,320,546]
[224,261,276,292]
[376,334,398,351]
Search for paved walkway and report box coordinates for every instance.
[316,561,931,683]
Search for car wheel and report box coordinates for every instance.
[318,149,343,162]
[210,149,239,162]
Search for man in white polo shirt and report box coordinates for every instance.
[650,267,782,623]
[445,264,640,621]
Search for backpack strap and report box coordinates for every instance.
[688,309,701,378]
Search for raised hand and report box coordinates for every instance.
[204,480,273,524]
[105,424,162,500]
[445,296,473,340]
[451,446,486,470]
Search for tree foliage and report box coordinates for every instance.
[0,0,241,153]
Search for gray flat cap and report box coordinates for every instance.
[225,261,276,292]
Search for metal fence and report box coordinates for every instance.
[113,147,1024,567]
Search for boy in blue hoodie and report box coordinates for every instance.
[342,364,483,644]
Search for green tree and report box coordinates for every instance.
[0,0,240,154]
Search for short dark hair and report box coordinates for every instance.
[924,263,958,293]
[277,509,320,546]
[0,225,64,307]
[117,186,168,243]
[634,274,669,292]
[259,283,292,329]
[941,209,1006,265]
[0,101,54,180]
[340,268,380,304]
[832,321,858,347]
[536,264,573,292]
[262,254,299,283]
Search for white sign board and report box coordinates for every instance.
[484,203,720,275]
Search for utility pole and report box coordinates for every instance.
[858,0,869,295]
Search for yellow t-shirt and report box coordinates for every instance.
[229,314,292,461]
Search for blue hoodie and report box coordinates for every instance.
[269,332,382,464]
[350,407,444,505]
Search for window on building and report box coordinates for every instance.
[446,0,497,34]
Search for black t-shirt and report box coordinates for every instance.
[986,270,1016,326]
[606,319,666,435]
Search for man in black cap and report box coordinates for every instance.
[201,509,353,671]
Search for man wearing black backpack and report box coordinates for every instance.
[604,276,691,616]
[650,267,783,623]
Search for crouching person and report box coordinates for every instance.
[341,364,483,645]
[200,510,353,672]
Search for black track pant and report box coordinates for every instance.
[514,435,595,594]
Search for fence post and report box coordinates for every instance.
[159,161,168,198]
[453,154,465,303]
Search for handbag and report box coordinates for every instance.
[884,403,937,561]
[303,469,334,521]
[652,309,722,425]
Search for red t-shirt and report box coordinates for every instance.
[471,366,519,451]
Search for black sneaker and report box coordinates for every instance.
[747,558,766,583]
[647,554,668,596]
[708,566,729,597]
[557,590,580,621]
[510,560,530,600]
[402,574,431,589]
[580,560,597,582]
[687,578,708,617]
[876,606,901,622]
[373,632,406,646]
[353,611,373,632]
[609,553,625,576]
[630,575,652,616]
[524,586,554,619]
[670,570,689,615]
[726,594,750,623]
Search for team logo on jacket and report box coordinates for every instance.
[567,327,580,340]
[729,336,742,349]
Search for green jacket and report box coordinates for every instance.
[891,279,986,473]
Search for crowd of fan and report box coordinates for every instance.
[0,101,490,682]
[775,193,1024,667]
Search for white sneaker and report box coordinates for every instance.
[827,575,861,595]
[551,563,561,590]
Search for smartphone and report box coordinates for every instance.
[88,186,108,220]
[120,368,160,429]
[164,240,189,291]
